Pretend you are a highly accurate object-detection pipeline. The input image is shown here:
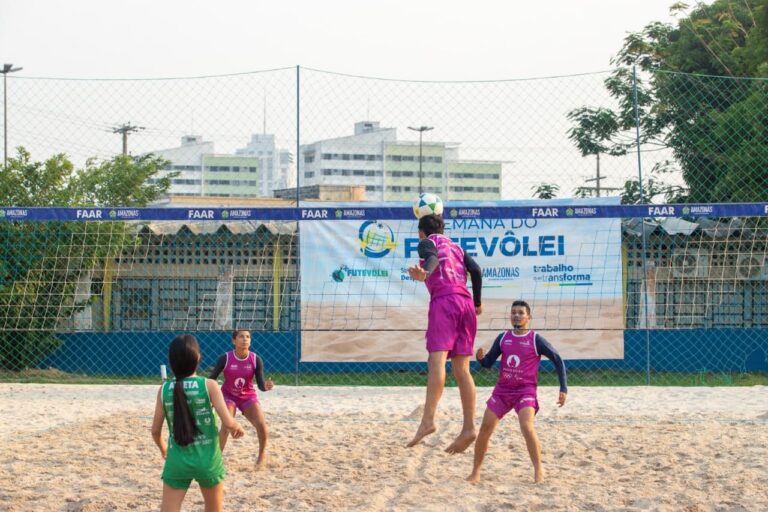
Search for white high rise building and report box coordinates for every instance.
[235,134,294,197]
[299,121,395,201]
[150,135,262,197]
[299,121,502,202]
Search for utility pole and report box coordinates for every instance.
[112,123,144,155]
[586,153,603,197]
[579,152,621,197]
[2,63,23,169]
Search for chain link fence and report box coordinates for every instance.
[1,67,767,385]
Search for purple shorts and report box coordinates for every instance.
[425,294,477,358]
[486,389,539,419]
[223,392,259,413]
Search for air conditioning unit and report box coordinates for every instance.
[735,254,768,280]
[671,247,711,278]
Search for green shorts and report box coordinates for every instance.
[162,471,225,490]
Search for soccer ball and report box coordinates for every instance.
[413,192,444,219]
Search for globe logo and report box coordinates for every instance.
[331,267,346,282]
[358,220,397,258]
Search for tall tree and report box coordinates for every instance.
[568,0,768,203]
[0,149,172,370]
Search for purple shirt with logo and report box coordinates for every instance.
[209,350,268,394]
[479,330,568,394]
[218,351,257,399]
[421,234,472,300]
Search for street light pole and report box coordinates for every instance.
[408,125,433,194]
[2,63,23,169]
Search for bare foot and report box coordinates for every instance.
[256,453,267,469]
[534,466,544,483]
[466,471,480,484]
[406,423,436,447]
[445,429,477,454]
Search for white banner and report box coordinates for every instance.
[300,198,624,362]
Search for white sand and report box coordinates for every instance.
[1,384,767,511]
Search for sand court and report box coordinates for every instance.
[1,384,766,511]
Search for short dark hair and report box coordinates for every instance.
[511,300,531,315]
[418,214,445,236]
[232,329,249,339]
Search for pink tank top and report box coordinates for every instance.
[220,350,257,399]
[422,234,471,300]
[495,330,541,392]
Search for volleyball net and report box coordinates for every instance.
[2,67,768,383]
[1,202,767,385]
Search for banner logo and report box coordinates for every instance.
[358,221,397,258]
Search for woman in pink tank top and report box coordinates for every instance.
[209,329,275,468]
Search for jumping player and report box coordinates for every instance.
[151,334,245,512]
[209,329,274,467]
[467,300,567,484]
[407,213,483,454]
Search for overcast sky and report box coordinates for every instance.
[1,0,679,79]
[1,0,686,198]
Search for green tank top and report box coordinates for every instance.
[161,376,225,481]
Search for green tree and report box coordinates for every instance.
[0,148,172,370]
[568,0,768,203]
[531,183,560,199]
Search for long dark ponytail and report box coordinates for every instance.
[168,335,202,446]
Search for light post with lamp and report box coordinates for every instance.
[408,125,433,193]
[2,63,23,169]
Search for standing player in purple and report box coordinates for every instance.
[209,329,274,468]
[467,300,567,484]
[407,213,483,454]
